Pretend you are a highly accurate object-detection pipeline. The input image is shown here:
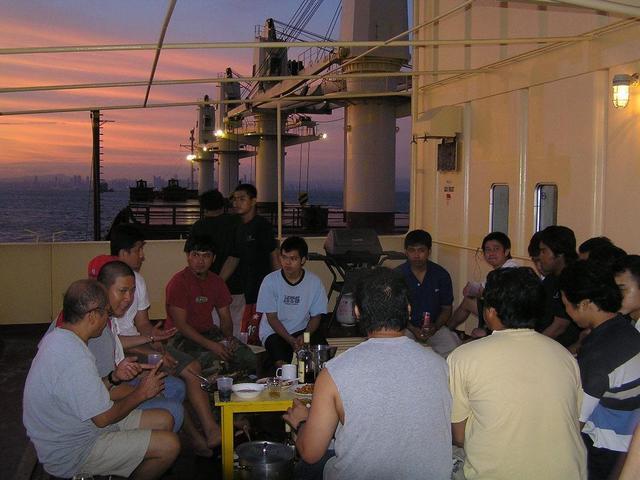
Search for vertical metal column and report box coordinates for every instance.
[90,110,101,241]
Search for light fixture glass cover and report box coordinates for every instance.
[612,74,631,108]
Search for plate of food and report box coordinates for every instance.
[291,383,314,398]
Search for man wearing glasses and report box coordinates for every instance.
[166,235,256,376]
[24,279,179,479]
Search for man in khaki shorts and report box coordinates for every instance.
[23,279,180,479]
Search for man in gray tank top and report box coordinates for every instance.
[284,268,452,479]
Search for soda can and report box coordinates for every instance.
[422,312,431,328]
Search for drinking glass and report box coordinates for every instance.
[147,353,162,366]
[266,377,281,398]
[217,376,233,402]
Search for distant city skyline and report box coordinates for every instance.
[0,1,411,187]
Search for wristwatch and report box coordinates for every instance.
[108,370,123,386]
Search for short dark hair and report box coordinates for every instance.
[281,236,308,259]
[404,229,432,250]
[235,183,257,199]
[578,236,612,255]
[109,224,145,256]
[588,244,627,269]
[559,260,622,313]
[538,225,578,262]
[528,231,543,258]
[97,260,134,288]
[482,232,512,259]
[354,268,409,334]
[483,267,544,329]
[184,234,216,254]
[612,255,640,287]
[63,279,108,324]
[199,189,225,211]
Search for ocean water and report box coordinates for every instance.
[0,188,409,243]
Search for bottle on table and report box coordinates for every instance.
[297,332,315,384]
[421,312,433,340]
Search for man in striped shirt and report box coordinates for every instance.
[560,260,640,479]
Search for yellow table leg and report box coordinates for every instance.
[221,404,235,479]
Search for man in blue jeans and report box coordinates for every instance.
[90,260,186,431]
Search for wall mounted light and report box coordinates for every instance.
[612,73,639,108]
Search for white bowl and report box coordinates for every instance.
[232,383,265,399]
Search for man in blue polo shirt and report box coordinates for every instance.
[396,229,454,342]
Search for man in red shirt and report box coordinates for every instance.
[166,235,256,375]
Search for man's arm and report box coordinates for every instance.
[220,256,239,282]
[270,249,281,271]
[167,305,231,361]
[620,424,640,480]
[133,310,176,343]
[92,362,166,428]
[266,312,298,349]
[283,368,340,464]
[542,316,570,339]
[452,419,466,447]
[306,314,322,335]
[217,304,234,338]
[434,305,452,331]
[407,323,426,341]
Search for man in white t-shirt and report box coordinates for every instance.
[257,236,327,367]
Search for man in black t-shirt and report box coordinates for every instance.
[220,184,280,343]
[536,225,582,347]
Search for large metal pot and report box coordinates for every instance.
[310,344,338,377]
[235,441,294,480]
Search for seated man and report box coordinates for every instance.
[537,225,582,347]
[613,254,640,331]
[284,268,452,480]
[257,236,328,367]
[166,234,256,375]
[448,267,586,479]
[24,279,179,479]
[395,229,455,351]
[560,260,640,479]
[106,225,223,453]
[45,260,185,434]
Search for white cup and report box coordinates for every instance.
[276,364,297,381]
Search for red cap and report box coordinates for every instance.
[87,255,119,279]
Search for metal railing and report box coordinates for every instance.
[127,202,408,236]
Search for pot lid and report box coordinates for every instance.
[236,441,294,464]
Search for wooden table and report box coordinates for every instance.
[214,389,300,479]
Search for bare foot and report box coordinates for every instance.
[192,430,214,457]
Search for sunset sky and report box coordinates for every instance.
[0,0,410,189]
